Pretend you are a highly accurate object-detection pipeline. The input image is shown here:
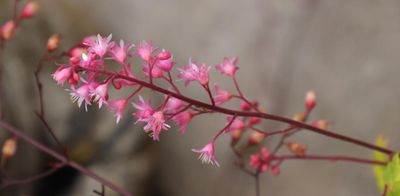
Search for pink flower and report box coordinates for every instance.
[213,83,232,105]
[249,147,272,172]
[140,111,170,141]
[164,97,184,113]
[109,40,133,64]
[88,34,113,58]
[172,110,192,134]
[1,20,16,40]
[156,50,175,71]
[192,142,219,167]
[215,57,238,77]
[132,96,154,122]
[91,83,109,108]
[225,117,245,132]
[53,66,73,85]
[178,60,211,86]
[108,98,128,123]
[134,41,155,62]
[112,64,137,89]
[20,2,39,19]
[142,62,164,78]
[70,84,93,111]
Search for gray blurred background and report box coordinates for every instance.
[1,0,400,195]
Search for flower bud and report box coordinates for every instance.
[292,112,306,122]
[2,138,17,159]
[248,132,266,146]
[249,117,261,125]
[312,120,329,130]
[157,51,171,60]
[20,2,39,19]
[47,34,61,52]
[286,142,307,156]
[1,20,16,40]
[305,90,316,111]
[271,166,280,176]
[239,100,251,111]
[231,129,244,145]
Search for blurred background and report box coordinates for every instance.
[1,0,400,195]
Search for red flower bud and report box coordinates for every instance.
[47,34,61,52]
[305,90,316,111]
[20,2,39,19]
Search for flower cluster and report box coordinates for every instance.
[249,147,280,176]
[52,34,249,166]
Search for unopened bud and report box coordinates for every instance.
[292,112,306,122]
[2,138,17,158]
[47,34,61,52]
[249,117,261,125]
[312,120,329,130]
[20,2,39,19]
[248,132,266,146]
[1,20,16,40]
[271,166,280,176]
[305,90,316,111]
[286,142,307,156]
[240,100,251,111]
[231,129,244,144]
[157,51,171,60]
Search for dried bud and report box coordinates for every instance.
[248,132,266,146]
[20,1,39,19]
[2,138,17,159]
[305,90,316,111]
[157,51,171,60]
[286,142,307,156]
[47,34,61,52]
[312,120,329,130]
[231,129,244,144]
[1,20,16,40]
[292,112,306,122]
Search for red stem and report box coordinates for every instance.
[79,67,394,155]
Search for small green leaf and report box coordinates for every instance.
[372,136,389,191]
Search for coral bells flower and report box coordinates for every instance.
[143,62,164,78]
[53,66,73,85]
[178,60,211,86]
[213,83,232,105]
[215,56,238,77]
[1,20,16,40]
[140,111,170,141]
[249,147,272,172]
[192,141,219,167]
[47,34,61,52]
[172,110,192,134]
[134,41,155,62]
[164,97,184,112]
[132,96,154,122]
[20,1,39,19]
[156,50,175,71]
[70,84,93,111]
[113,64,137,89]
[91,83,109,108]
[110,40,133,64]
[225,117,245,132]
[88,34,113,58]
[304,90,316,111]
[108,98,128,123]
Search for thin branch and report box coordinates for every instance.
[79,67,394,155]
[275,154,387,166]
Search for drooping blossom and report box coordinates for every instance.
[134,41,155,62]
[69,83,93,111]
[91,82,109,108]
[213,83,232,105]
[108,98,128,123]
[178,60,211,86]
[225,116,245,133]
[164,97,184,113]
[87,34,113,58]
[192,141,219,167]
[156,50,175,71]
[139,111,170,141]
[249,147,272,172]
[132,96,154,123]
[215,56,238,77]
[53,66,73,85]
[109,40,133,64]
[172,110,192,134]
[142,62,164,78]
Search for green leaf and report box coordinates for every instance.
[384,153,400,195]
[372,136,389,191]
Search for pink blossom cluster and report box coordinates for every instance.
[53,34,250,166]
[249,147,280,176]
